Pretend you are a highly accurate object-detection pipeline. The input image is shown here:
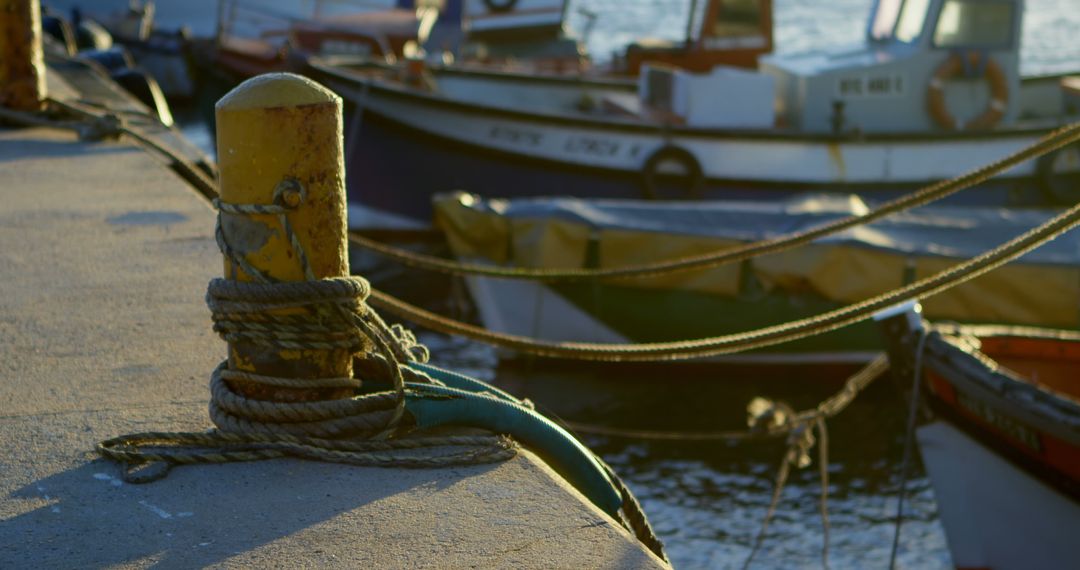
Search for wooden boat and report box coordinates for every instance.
[454,0,774,76]
[98,1,198,100]
[876,304,1080,570]
[430,192,1080,364]
[191,0,440,83]
[614,0,773,75]
[309,0,1080,229]
[44,2,198,100]
[40,9,179,127]
[194,0,591,85]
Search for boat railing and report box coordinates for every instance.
[214,0,407,55]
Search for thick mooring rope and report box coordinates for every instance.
[367,196,1080,361]
[889,329,930,570]
[95,182,668,562]
[562,355,888,569]
[0,98,218,198]
[98,183,518,482]
[562,354,888,441]
[7,96,668,560]
[349,121,1080,282]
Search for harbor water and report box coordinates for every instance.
[47,1,1080,568]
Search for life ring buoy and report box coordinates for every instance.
[640,146,704,200]
[927,52,1009,131]
[482,0,518,13]
[1036,142,1080,205]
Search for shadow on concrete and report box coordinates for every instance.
[3,454,494,568]
[0,135,133,164]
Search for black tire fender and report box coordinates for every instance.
[482,0,518,14]
[640,145,704,200]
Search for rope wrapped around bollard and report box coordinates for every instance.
[97,194,519,483]
[96,186,667,562]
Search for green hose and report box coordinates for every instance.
[402,363,623,516]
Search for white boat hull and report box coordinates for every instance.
[917,421,1080,570]
[462,273,880,365]
[339,77,1044,186]
[309,63,1073,229]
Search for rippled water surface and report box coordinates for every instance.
[51,0,1079,567]
[410,327,948,570]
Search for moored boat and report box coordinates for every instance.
[876,304,1080,570]
[192,0,592,88]
[98,1,198,100]
[190,0,440,84]
[309,0,1080,229]
[429,192,1080,364]
[613,0,773,75]
[43,1,199,100]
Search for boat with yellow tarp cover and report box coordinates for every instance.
[433,192,1080,364]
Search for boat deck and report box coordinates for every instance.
[0,126,667,568]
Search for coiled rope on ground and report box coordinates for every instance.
[349,121,1080,281]
[98,182,519,482]
[4,99,669,562]
[12,92,1071,564]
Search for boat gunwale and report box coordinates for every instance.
[347,107,1021,191]
[924,327,1080,445]
[310,59,1075,144]
[918,327,1080,502]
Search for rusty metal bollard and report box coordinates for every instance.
[0,0,47,111]
[215,73,353,402]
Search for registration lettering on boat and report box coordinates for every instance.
[564,136,621,157]
[488,125,543,147]
[956,390,1042,452]
[835,74,906,98]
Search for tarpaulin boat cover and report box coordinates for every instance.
[435,192,1080,329]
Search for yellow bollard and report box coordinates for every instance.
[0,0,47,111]
[215,73,352,402]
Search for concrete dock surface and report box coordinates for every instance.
[0,126,668,569]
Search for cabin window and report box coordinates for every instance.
[893,0,930,43]
[933,0,1014,49]
[712,0,763,38]
[869,0,902,41]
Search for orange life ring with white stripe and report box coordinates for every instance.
[926,52,1008,131]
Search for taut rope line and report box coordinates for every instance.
[366,198,1080,360]
[349,121,1080,282]
[561,354,889,441]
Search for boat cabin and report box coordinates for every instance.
[761,0,1036,133]
[208,0,440,79]
[459,0,568,39]
[440,0,586,72]
[622,0,773,75]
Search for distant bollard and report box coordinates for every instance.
[0,0,47,110]
[215,73,352,402]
